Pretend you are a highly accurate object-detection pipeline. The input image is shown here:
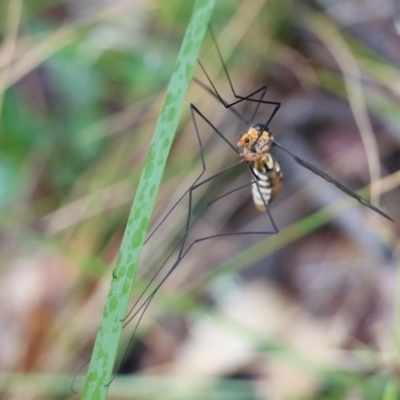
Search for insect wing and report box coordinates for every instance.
[273,141,393,221]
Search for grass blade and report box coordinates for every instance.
[81,1,216,398]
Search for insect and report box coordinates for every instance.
[133,23,390,371]
[74,52,281,392]
[195,27,393,222]
[76,26,393,393]
[116,26,393,378]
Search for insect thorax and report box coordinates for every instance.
[237,125,274,164]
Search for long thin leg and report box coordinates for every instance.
[123,176,278,327]
[108,176,278,385]
[197,26,281,129]
[194,75,278,148]
[101,102,281,384]
[125,104,278,323]
[195,71,280,130]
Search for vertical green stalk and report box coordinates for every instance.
[81,1,215,398]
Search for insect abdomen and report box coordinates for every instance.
[252,157,282,212]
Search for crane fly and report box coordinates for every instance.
[74,30,283,392]
[123,23,393,381]
[195,27,393,222]
[75,26,392,394]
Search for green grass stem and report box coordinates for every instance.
[81,1,216,398]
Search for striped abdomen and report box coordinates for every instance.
[251,154,282,212]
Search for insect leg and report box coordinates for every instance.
[113,168,277,382]
[123,103,274,326]
[197,26,281,128]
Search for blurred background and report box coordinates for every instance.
[1,0,400,399]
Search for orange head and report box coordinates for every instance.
[236,124,274,164]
